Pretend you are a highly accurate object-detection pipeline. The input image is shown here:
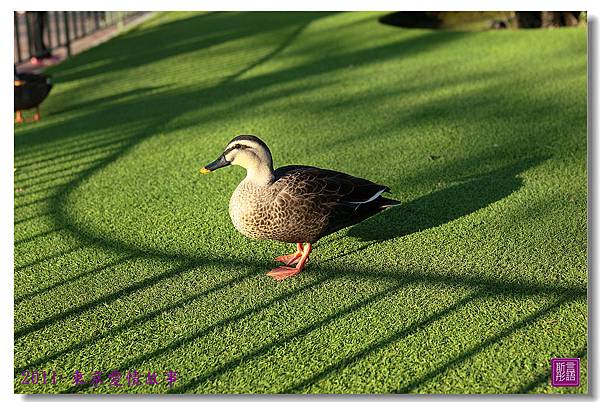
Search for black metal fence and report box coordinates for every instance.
[14,11,147,64]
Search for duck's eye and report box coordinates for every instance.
[234,144,242,149]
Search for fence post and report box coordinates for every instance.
[14,13,22,63]
[24,13,33,60]
[46,12,53,49]
[117,11,124,31]
[54,11,61,47]
[79,11,85,37]
[63,11,71,56]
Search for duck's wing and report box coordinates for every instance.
[273,165,390,202]
[273,165,399,239]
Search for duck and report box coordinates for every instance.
[14,70,53,123]
[200,135,400,281]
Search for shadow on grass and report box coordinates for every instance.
[14,14,475,276]
[314,155,546,266]
[321,265,586,297]
[281,290,485,393]
[173,287,479,393]
[49,86,166,116]
[57,274,330,393]
[50,12,339,84]
[168,279,413,394]
[14,227,64,246]
[14,262,266,375]
[392,293,579,393]
[14,253,134,304]
[348,156,546,242]
[14,255,264,340]
[14,249,586,375]
[13,11,587,394]
[15,245,84,272]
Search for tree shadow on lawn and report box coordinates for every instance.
[278,291,575,394]
[167,286,585,394]
[13,256,272,374]
[52,268,584,394]
[15,245,84,272]
[14,12,337,284]
[13,12,587,393]
[50,12,338,84]
[389,292,581,394]
[13,16,475,269]
[15,247,586,389]
[313,154,548,268]
[15,12,329,146]
[167,278,448,394]
[43,18,471,130]
[16,242,581,393]
[15,15,471,155]
[48,86,167,117]
[15,216,586,394]
[19,154,553,341]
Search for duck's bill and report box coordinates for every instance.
[200,154,230,174]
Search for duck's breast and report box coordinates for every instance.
[229,181,275,240]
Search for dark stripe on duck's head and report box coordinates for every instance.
[200,135,274,177]
[225,135,273,168]
[223,143,250,157]
[228,135,270,151]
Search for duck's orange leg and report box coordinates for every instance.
[274,243,303,265]
[15,111,24,124]
[267,243,312,281]
[33,107,41,121]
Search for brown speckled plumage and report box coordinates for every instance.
[227,163,400,244]
[202,135,400,280]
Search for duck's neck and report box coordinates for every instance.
[244,163,274,186]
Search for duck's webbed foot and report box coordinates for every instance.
[268,243,312,281]
[266,265,303,281]
[274,243,304,265]
[15,110,24,124]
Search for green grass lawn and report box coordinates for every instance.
[14,12,587,394]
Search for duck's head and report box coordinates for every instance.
[201,135,274,184]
